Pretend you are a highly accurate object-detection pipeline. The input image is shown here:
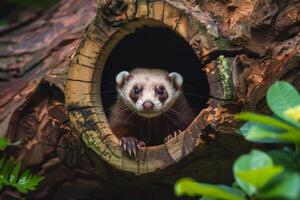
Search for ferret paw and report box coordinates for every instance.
[164,130,180,143]
[120,137,146,157]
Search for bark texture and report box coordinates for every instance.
[0,0,300,199]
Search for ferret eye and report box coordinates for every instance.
[157,88,165,96]
[133,87,141,95]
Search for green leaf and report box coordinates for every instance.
[242,124,284,143]
[0,156,44,193]
[239,122,254,136]
[0,138,9,151]
[236,166,283,190]
[233,150,282,196]
[0,137,21,151]
[268,150,296,170]
[294,151,300,170]
[239,122,289,143]
[175,178,246,200]
[257,172,300,200]
[285,106,300,122]
[267,81,300,127]
[9,162,21,184]
[246,125,300,144]
[0,19,7,28]
[201,196,219,200]
[0,156,5,169]
[235,112,297,131]
[2,158,14,180]
[15,170,44,193]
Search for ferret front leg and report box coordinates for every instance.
[164,130,181,143]
[120,137,146,157]
[112,126,146,157]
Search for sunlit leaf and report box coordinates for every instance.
[267,81,300,128]
[236,166,283,190]
[201,196,218,200]
[246,125,300,144]
[285,106,300,122]
[257,172,300,200]
[234,150,282,196]
[175,178,246,200]
[235,112,297,131]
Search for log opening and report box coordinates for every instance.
[101,25,210,144]
[66,0,228,174]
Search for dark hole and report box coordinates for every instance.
[101,25,210,143]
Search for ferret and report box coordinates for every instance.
[109,68,195,156]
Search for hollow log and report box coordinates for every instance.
[0,0,300,199]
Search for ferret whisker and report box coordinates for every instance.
[101,80,116,86]
[184,93,208,99]
[172,109,189,125]
[162,114,172,135]
[184,93,232,101]
[166,110,184,125]
[101,90,118,95]
[166,116,170,135]
[168,109,188,126]
[126,110,137,122]
[109,107,130,120]
[146,119,152,144]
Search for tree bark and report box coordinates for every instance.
[0,0,300,199]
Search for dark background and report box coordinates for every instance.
[101,25,210,115]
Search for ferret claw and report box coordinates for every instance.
[128,148,132,157]
[120,137,145,157]
[164,131,180,143]
[133,148,136,156]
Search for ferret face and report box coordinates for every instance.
[115,68,183,118]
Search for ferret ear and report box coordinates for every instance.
[168,72,183,91]
[116,71,130,88]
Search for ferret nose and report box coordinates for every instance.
[142,101,154,110]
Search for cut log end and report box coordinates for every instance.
[66,0,233,174]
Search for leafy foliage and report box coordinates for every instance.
[0,19,7,28]
[0,138,21,151]
[175,81,300,200]
[0,157,44,193]
[175,178,246,200]
[233,150,283,196]
[236,82,300,145]
[0,138,44,193]
[267,81,300,128]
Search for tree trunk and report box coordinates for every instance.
[0,0,300,199]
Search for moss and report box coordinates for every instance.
[214,37,234,50]
[217,55,234,103]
